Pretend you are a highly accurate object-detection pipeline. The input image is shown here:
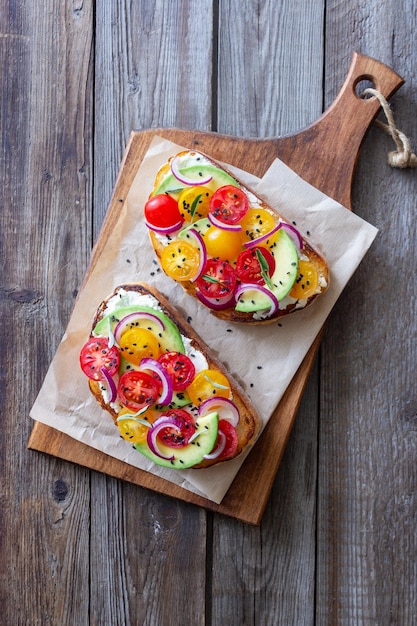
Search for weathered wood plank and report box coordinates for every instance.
[211,1,325,623]
[318,1,417,624]
[0,1,94,624]
[90,3,214,624]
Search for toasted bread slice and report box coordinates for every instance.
[80,283,262,469]
[144,150,329,324]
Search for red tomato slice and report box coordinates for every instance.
[209,185,249,224]
[215,419,238,460]
[236,246,276,285]
[157,351,196,391]
[157,408,196,448]
[144,194,183,229]
[196,258,237,299]
[80,338,120,381]
[117,371,160,411]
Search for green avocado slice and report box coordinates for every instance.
[134,411,219,469]
[93,304,185,354]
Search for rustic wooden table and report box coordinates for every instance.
[1,2,416,624]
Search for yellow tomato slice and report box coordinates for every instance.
[178,186,212,221]
[187,369,232,405]
[203,226,243,262]
[289,259,319,299]
[160,240,201,281]
[117,407,157,443]
[119,327,161,365]
[240,208,277,245]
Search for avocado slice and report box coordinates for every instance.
[235,230,299,313]
[269,229,299,300]
[178,217,212,239]
[134,411,219,469]
[156,390,192,410]
[93,305,185,354]
[152,164,238,199]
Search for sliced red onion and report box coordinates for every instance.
[171,155,212,186]
[208,212,242,232]
[203,431,227,460]
[280,221,303,250]
[138,357,173,406]
[147,415,183,460]
[243,223,282,249]
[114,311,165,345]
[235,283,279,317]
[198,397,240,427]
[100,366,117,403]
[196,289,236,311]
[185,228,207,282]
[145,218,183,235]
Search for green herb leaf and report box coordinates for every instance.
[256,248,274,289]
[202,373,230,390]
[202,274,221,284]
[190,193,202,222]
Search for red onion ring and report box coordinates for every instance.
[147,416,183,460]
[138,357,173,406]
[203,431,226,460]
[145,218,183,235]
[100,367,117,403]
[114,312,165,345]
[198,397,240,427]
[171,155,212,186]
[184,228,207,282]
[243,223,282,249]
[208,212,242,232]
[280,222,303,250]
[196,289,236,311]
[235,283,279,317]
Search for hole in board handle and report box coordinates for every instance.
[354,76,376,99]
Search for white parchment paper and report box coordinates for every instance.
[30,135,378,503]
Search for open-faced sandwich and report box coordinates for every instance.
[144,150,329,324]
[79,283,261,469]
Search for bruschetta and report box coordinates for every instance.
[79,283,262,469]
[144,150,329,324]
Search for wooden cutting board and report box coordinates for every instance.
[28,53,403,525]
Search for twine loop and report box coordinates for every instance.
[362,87,417,169]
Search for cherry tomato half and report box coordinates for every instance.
[196,258,237,300]
[157,408,196,448]
[240,208,277,244]
[209,185,249,225]
[203,225,243,262]
[119,327,161,365]
[289,259,319,299]
[158,351,196,391]
[80,337,120,381]
[178,186,212,221]
[117,407,157,443]
[215,419,238,461]
[160,239,201,281]
[117,371,160,411]
[187,369,232,405]
[236,246,276,285]
[144,194,183,229]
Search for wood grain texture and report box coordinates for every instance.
[1,3,93,625]
[317,2,417,624]
[1,0,416,624]
[91,3,214,625]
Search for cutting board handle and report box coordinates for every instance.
[276,52,405,209]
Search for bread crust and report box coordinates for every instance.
[87,283,262,468]
[148,150,329,325]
